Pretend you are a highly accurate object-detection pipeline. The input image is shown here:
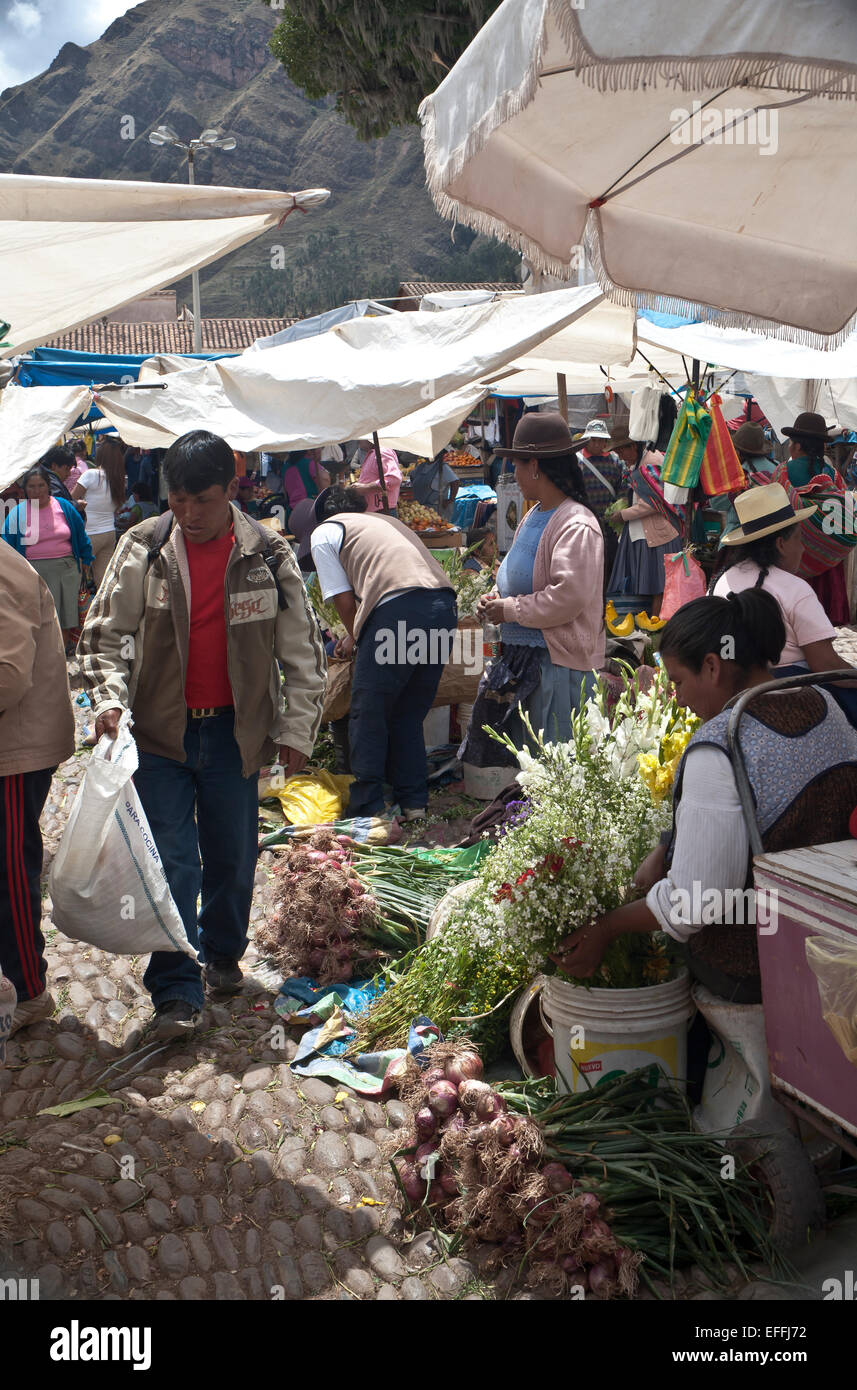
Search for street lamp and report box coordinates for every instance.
[149,124,237,351]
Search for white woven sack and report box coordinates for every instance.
[49,713,196,957]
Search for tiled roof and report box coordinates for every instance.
[397,281,520,299]
[42,318,296,354]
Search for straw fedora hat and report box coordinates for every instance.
[781,411,836,443]
[495,411,576,458]
[720,482,816,546]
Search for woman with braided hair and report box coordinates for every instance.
[710,482,857,722]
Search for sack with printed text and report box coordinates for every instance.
[48,713,196,957]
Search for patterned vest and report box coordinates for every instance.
[668,686,857,980]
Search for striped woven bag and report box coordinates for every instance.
[660,390,712,501]
[773,464,857,577]
[699,393,745,496]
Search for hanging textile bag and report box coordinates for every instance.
[773,464,857,577]
[660,390,712,503]
[660,549,707,621]
[699,393,745,496]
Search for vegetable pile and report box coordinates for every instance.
[258,834,484,986]
[391,1050,790,1298]
[392,1043,643,1298]
[257,830,412,984]
[399,500,457,533]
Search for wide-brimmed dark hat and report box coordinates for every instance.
[781,411,836,443]
[495,411,576,458]
[289,489,331,567]
[731,422,769,456]
[607,426,637,453]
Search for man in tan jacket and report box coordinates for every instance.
[0,539,75,1035]
[78,430,326,1041]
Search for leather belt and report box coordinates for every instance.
[188,706,233,720]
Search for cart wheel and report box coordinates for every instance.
[727,1123,826,1251]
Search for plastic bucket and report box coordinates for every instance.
[542,970,693,1094]
[510,976,554,1079]
[462,762,518,800]
[423,705,450,750]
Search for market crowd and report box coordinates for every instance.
[1,405,856,1044]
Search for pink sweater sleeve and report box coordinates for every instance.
[499,517,602,630]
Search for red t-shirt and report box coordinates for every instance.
[184,527,235,708]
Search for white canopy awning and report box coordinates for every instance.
[0,174,329,358]
[0,285,603,481]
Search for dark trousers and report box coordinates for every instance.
[134,712,259,1012]
[0,769,52,1002]
[347,589,457,817]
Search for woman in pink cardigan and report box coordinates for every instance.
[464,412,604,754]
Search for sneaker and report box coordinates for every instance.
[401,808,427,823]
[203,958,244,996]
[143,1000,202,1042]
[8,990,54,1037]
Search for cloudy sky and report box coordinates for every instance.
[0,0,137,91]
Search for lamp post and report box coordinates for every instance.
[149,124,237,352]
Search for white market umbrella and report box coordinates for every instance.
[0,175,329,358]
[420,0,857,347]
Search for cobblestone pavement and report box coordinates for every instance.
[3,643,857,1303]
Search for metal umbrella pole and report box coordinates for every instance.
[371,430,390,513]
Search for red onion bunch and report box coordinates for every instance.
[391,1044,635,1298]
[258,838,382,986]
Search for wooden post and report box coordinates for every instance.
[371,430,390,513]
[480,398,490,486]
[557,372,569,423]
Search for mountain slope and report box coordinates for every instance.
[0,0,517,318]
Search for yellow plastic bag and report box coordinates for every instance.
[258,769,353,827]
[805,936,857,1066]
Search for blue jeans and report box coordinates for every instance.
[134,711,259,1011]
[347,588,457,816]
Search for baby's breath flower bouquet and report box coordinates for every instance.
[354,689,678,1055]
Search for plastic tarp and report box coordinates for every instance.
[637,318,857,380]
[246,300,396,351]
[85,285,606,452]
[376,381,490,457]
[0,173,328,358]
[420,0,857,346]
[14,346,233,388]
[0,384,91,483]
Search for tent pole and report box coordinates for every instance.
[372,430,390,513]
[684,358,701,547]
[557,372,568,422]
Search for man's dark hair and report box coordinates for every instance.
[317,484,368,519]
[133,482,153,501]
[163,431,235,494]
[40,445,75,474]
